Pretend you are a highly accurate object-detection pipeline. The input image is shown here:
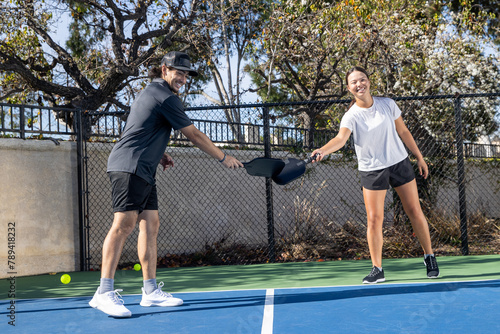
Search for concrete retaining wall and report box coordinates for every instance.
[0,139,80,278]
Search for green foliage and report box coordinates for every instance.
[246,0,499,136]
[0,1,52,104]
[0,0,498,139]
[0,0,205,112]
[449,0,500,44]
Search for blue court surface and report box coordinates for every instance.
[1,279,499,333]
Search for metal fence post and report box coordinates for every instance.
[454,95,469,255]
[19,105,25,139]
[263,106,276,262]
[75,110,87,270]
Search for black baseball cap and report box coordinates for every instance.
[161,51,198,77]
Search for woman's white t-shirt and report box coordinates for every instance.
[340,97,408,171]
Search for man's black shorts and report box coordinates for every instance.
[108,172,158,213]
[359,157,415,191]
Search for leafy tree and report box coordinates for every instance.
[248,0,500,147]
[0,0,201,130]
[0,0,271,143]
[449,0,500,45]
[186,0,267,142]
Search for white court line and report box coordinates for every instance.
[261,288,274,334]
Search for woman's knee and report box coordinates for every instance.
[405,204,425,221]
[366,213,384,229]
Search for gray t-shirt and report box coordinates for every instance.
[340,97,408,171]
[107,78,192,184]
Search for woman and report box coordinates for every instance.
[311,66,439,283]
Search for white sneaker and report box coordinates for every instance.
[89,289,132,317]
[140,282,183,307]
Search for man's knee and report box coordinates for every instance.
[139,210,160,234]
[142,218,160,236]
[112,212,138,236]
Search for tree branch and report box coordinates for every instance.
[0,51,82,99]
[0,87,25,101]
[106,96,130,111]
[25,15,95,94]
[189,90,223,105]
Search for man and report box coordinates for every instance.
[89,51,243,317]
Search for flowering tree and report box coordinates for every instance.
[248,0,500,146]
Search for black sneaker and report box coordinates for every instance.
[362,267,385,284]
[424,255,440,278]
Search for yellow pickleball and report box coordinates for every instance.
[60,274,71,284]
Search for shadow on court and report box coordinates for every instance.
[273,279,500,304]
[4,280,499,316]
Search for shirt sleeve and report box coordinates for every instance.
[339,109,355,131]
[391,99,402,120]
[160,96,193,130]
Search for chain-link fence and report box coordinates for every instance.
[1,95,499,271]
[77,94,500,270]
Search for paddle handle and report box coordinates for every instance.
[305,153,320,164]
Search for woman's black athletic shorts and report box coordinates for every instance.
[359,157,415,191]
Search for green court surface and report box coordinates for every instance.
[2,254,499,300]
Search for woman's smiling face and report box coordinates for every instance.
[347,70,371,99]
